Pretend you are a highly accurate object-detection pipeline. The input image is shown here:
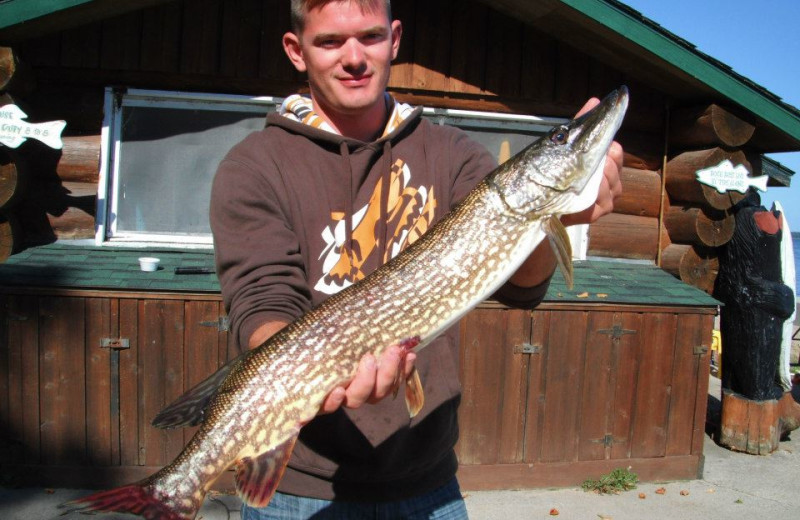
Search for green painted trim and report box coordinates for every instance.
[560,0,800,143]
[0,0,93,30]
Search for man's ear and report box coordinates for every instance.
[283,31,307,72]
[390,20,402,61]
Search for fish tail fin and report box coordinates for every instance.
[62,479,201,520]
[751,175,769,192]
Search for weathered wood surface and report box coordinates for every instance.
[660,244,719,294]
[719,390,780,455]
[665,148,752,210]
[1,291,714,490]
[587,213,662,261]
[664,204,735,248]
[670,104,755,149]
[615,167,661,218]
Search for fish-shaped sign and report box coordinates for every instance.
[0,104,66,150]
[696,159,768,194]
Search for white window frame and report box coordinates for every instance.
[96,88,588,259]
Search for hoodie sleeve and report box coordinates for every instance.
[447,129,552,310]
[210,135,312,349]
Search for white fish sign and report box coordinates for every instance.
[696,159,768,194]
[0,104,66,150]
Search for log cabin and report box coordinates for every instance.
[0,0,798,491]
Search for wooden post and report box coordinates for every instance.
[719,390,780,455]
[664,205,735,247]
[660,244,719,294]
[665,148,753,210]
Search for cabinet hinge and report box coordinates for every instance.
[100,338,130,350]
[590,434,620,447]
[514,343,541,355]
[693,344,709,355]
[597,324,637,341]
[199,316,229,332]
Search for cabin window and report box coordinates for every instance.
[99,88,585,255]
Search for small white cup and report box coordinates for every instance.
[139,257,160,272]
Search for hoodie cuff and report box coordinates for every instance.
[492,276,552,310]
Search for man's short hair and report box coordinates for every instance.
[290,0,392,33]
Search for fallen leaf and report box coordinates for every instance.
[680,490,689,496]
[655,487,666,495]
[706,488,716,493]
[638,493,646,499]
[577,292,589,298]
[598,515,613,520]
[596,293,608,298]
[550,508,560,516]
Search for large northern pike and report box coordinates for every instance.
[66,86,628,519]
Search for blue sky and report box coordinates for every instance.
[620,0,800,229]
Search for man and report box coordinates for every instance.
[210,0,623,518]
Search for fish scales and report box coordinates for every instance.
[65,86,629,520]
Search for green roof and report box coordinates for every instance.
[0,243,219,293]
[0,243,719,308]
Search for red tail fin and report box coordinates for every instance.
[63,482,197,520]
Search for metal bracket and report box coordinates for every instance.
[694,345,709,355]
[199,316,229,332]
[101,338,130,350]
[590,434,619,447]
[514,343,541,355]
[597,324,637,341]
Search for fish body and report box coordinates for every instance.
[696,159,768,193]
[66,86,629,519]
[0,103,66,150]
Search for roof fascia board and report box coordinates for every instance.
[560,0,800,142]
[0,0,93,30]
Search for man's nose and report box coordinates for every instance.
[341,38,367,69]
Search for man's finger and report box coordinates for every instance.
[343,353,378,409]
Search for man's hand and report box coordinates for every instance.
[319,344,417,414]
[561,97,624,227]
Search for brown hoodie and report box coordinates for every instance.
[210,102,549,501]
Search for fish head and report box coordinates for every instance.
[494,86,628,217]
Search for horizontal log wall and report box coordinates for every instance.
[4,0,668,257]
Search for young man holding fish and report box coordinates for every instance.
[211,0,623,518]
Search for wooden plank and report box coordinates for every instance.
[259,0,296,82]
[484,9,522,98]
[520,27,557,101]
[60,22,101,68]
[630,313,677,459]
[139,1,181,73]
[85,297,113,466]
[220,0,262,79]
[180,0,222,76]
[119,299,139,466]
[410,0,451,91]
[665,313,703,456]
[100,10,142,70]
[609,312,643,460]
[387,0,416,89]
[39,297,86,465]
[182,300,224,444]
[447,2,488,94]
[138,299,185,466]
[109,298,122,465]
[539,310,587,463]
[458,455,701,491]
[577,311,615,461]
[691,315,713,455]
[522,309,550,463]
[457,308,530,465]
[0,294,10,462]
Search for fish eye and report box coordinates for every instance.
[550,126,569,145]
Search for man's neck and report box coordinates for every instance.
[314,96,389,142]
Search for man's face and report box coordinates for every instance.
[284,1,402,125]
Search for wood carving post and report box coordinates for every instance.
[715,192,800,453]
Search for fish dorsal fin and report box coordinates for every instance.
[544,215,574,289]
[151,352,245,428]
[405,367,425,418]
[235,431,299,508]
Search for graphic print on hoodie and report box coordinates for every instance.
[281,94,438,295]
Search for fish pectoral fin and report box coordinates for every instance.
[235,430,299,508]
[152,351,246,429]
[404,367,425,418]
[544,215,574,289]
